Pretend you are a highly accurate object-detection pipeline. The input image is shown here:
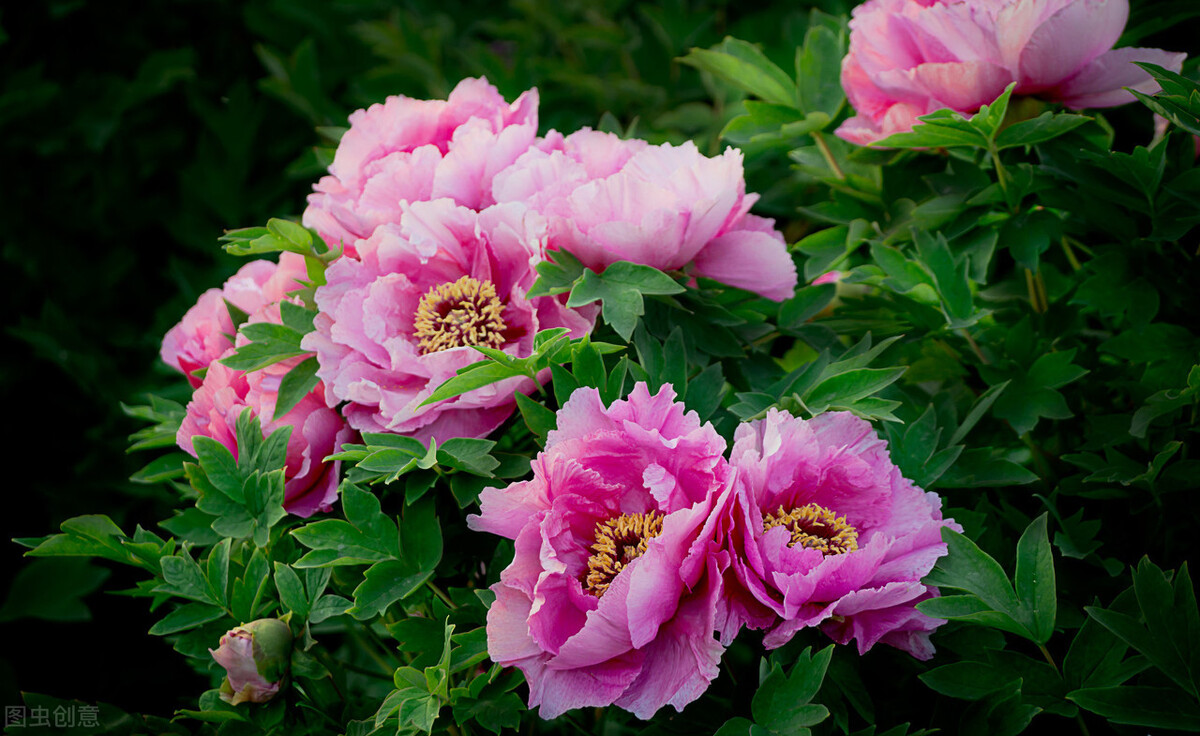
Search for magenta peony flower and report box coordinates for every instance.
[836,0,1187,145]
[161,254,309,387]
[302,77,539,258]
[494,131,797,301]
[724,409,958,659]
[469,383,736,719]
[210,618,293,705]
[177,343,355,517]
[301,198,594,443]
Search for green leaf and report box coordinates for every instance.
[421,361,522,406]
[915,229,982,328]
[348,497,441,619]
[923,528,1025,635]
[779,284,836,330]
[349,560,434,620]
[994,112,1091,150]
[918,595,1033,639]
[795,17,846,119]
[309,595,351,624]
[273,356,320,420]
[1001,209,1059,272]
[148,602,227,636]
[567,262,684,341]
[1014,514,1057,644]
[293,483,399,567]
[437,438,499,477]
[527,249,586,297]
[159,552,220,605]
[1068,686,1200,730]
[1086,559,1200,698]
[0,558,110,623]
[920,662,1020,700]
[515,393,556,439]
[805,367,907,412]
[680,37,796,106]
[752,646,833,733]
[206,538,230,607]
[949,381,1009,446]
[274,562,310,620]
[873,109,991,149]
[231,548,270,622]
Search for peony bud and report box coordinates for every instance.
[210,618,293,705]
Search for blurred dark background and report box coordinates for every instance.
[0,0,1192,722]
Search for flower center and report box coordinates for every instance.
[583,511,664,597]
[413,276,508,355]
[762,503,858,555]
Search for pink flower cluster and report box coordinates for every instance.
[471,384,956,720]
[837,0,1187,145]
[165,254,355,517]
[299,78,797,442]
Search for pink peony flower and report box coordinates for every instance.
[494,132,797,301]
[836,0,1187,145]
[161,254,309,387]
[177,342,355,517]
[724,409,958,659]
[210,618,293,705]
[469,383,736,719]
[302,77,540,258]
[301,198,594,443]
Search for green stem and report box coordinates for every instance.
[427,580,457,609]
[960,328,989,365]
[349,624,397,676]
[1021,434,1055,484]
[812,131,846,181]
[1024,269,1045,313]
[1059,237,1082,271]
[989,143,1014,210]
[1037,645,1091,736]
[1036,643,1059,673]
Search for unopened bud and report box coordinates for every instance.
[210,618,293,705]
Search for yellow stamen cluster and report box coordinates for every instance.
[584,511,665,597]
[413,276,508,355]
[762,503,859,555]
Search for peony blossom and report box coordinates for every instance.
[177,345,354,518]
[494,131,798,301]
[469,383,735,719]
[160,254,309,387]
[303,77,539,258]
[210,618,293,705]
[724,409,958,659]
[836,0,1187,145]
[301,198,594,443]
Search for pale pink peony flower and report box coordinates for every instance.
[301,198,594,443]
[724,409,958,659]
[160,254,309,387]
[302,77,540,258]
[494,132,798,301]
[469,383,736,719]
[836,0,1187,145]
[210,618,293,705]
[177,340,355,517]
